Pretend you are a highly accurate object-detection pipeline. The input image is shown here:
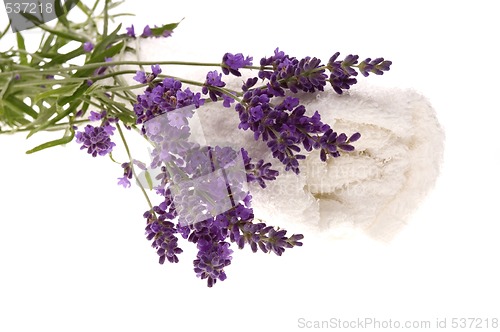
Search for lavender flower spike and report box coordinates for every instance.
[76,124,116,157]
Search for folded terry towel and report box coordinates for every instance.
[127,40,445,242]
[196,83,445,242]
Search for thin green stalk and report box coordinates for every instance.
[12,78,89,87]
[0,60,223,78]
[4,49,45,62]
[103,0,109,37]
[109,47,140,102]
[91,69,138,82]
[109,90,137,104]
[209,86,242,102]
[0,119,90,134]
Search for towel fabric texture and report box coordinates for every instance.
[196,83,444,242]
[127,41,445,242]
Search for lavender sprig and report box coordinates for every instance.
[144,190,182,264]
[235,86,359,174]
[132,78,304,286]
[75,111,117,157]
[327,52,392,93]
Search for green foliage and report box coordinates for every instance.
[0,0,181,153]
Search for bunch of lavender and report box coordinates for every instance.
[0,0,391,287]
[133,70,303,286]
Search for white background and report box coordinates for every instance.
[1,1,499,331]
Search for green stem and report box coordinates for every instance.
[110,66,139,102]
[209,86,242,102]
[245,65,267,71]
[103,0,109,37]
[110,90,137,104]
[4,49,46,62]
[105,82,147,92]
[91,69,138,82]
[12,78,90,88]
[0,60,223,78]
[156,75,205,87]
[0,119,90,134]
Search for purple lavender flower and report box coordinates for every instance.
[242,77,258,91]
[202,70,226,101]
[151,64,162,76]
[357,57,392,77]
[266,133,305,174]
[128,24,173,39]
[241,148,279,188]
[143,188,182,265]
[222,95,234,108]
[222,194,304,255]
[141,165,303,287]
[328,71,357,94]
[83,42,94,52]
[117,162,133,188]
[94,66,107,76]
[201,70,235,107]
[327,52,358,94]
[133,65,162,85]
[259,51,328,93]
[235,88,328,174]
[141,117,303,286]
[151,142,248,227]
[232,49,371,172]
[205,70,225,87]
[259,227,288,256]
[141,25,152,38]
[318,127,361,161]
[327,52,391,94]
[117,176,131,188]
[144,201,183,264]
[126,25,135,38]
[88,110,103,122]
[194,240,233,287]
[75,124,116,157]
[134,77,204,125]
[186,218,233,285]
[92,57,113,77]
[133,71,147,84]
[222,53,253,76]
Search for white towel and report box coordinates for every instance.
[125,40,445,242]
[195,83,444,242]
